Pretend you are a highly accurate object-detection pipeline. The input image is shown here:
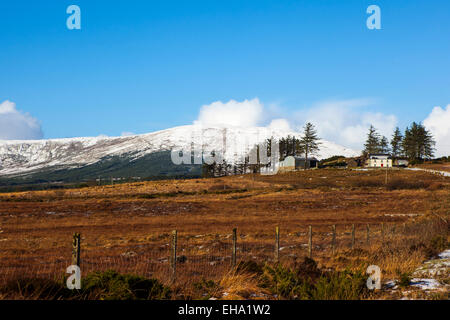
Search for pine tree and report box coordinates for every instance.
[401,122,435,161]
[278,136,302,161]
[299,122,321,169]
[402,124,415,160]
[423,129,435,160]
[390,127,403,158]
[363,125,381,155]
[380,136,390,154]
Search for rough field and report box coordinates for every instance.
[416,163,450,173]
[0,168,448,299]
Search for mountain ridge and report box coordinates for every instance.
[0,125,359,179]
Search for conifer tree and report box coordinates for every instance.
[380,136,390,154]
[401,122,435,161]
[299,122,321,169]
[390,127,403,158]
[363,125,381,155]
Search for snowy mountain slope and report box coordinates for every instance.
[0,125,359,177]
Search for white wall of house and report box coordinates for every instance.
[367,158,392,168]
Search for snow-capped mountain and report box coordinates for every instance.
[0,125,359,177]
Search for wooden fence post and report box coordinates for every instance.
[275,226,280,263]
[170,230,177,283]
[72,233,81,267]
[351,224,355,250]
[232,228,237,268]
[331,225,336,254]
[366,224,370,245]
[308,226,312,259]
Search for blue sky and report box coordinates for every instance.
[0,1,449,152]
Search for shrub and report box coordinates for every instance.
[236,260,264,275]
[294,257,322,281]
[81,270,171,300]
[396,270,411,288]
[0,277,71,300]
[1,271,171,300]
[386,178,430,190]
[351,178,383,188]
[259,259,368,300]
[312,270,368,300]
[429,235,448,252]
[192,279,221,300]
[260,264,309,299]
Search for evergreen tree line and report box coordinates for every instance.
[363,122,436,160]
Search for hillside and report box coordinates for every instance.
[0,125,359,184]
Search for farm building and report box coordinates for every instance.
[279,155,318,171]
[393,159,409,167]
[365,154,393,168]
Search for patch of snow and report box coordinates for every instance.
[409,278,443,291]
[438,249,450,260]
[385,248,450,298]
[405,167,450,177]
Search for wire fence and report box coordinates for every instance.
[0,221,442,287]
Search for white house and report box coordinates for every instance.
[366,154,392,168]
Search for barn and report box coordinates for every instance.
[279,156,319,171]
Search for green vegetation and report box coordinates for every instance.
[191,279,221,300]
[363,125,388,155]
[299,122,321,170]
[0,151,202,191]
[396,270,411,288]
[363,122,436,161]
[259,258,369,300]
[81,270,171,300]
[0,270,171,300]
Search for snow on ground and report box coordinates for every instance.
[405,167,450,177]
[384,249,450,299]
[0,125,360,176]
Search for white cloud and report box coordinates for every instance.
[194,97,399,151]
[121,131,135,137]
[0,100,43,140]
[423,104,450,157]
[294,99,397,150]
[268,118,292,131]
[194,98,264,128]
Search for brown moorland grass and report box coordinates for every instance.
[0,168,448,299]
[416,162,450,173]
